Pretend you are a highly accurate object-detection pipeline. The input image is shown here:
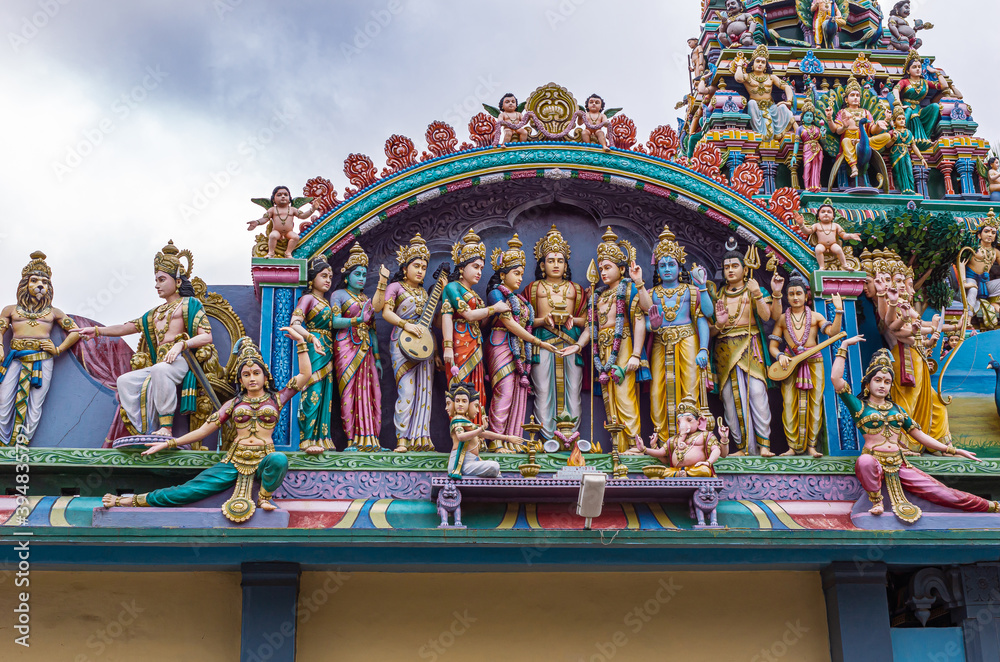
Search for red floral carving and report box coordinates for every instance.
[729,159,765,199]
[646,125,680,161]
[420,121,458,161]
[690,142,726,184]
[302,177,340,215]
[609,114,637,150]
[381,134,418,177]
[766,187,802,226]
[343,153,378,198]
[460,113,497,150]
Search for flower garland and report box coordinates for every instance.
[496,285,535,385]
[590,278,630,385]
[785,306,812,354]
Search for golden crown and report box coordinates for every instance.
[675,395,700,419]
[230,336,269,382]
[21,251,52,279]
[533,225,572,261]
[396,233,431,267]
[863,348,895,385]
[892,105,906,121]
[652,223,686,263]
[859,247,873,272]
[902,49,922,75]
[980,209,1000,231]
[341,243,369,273]
[800,99,816,116]
[153,240,193,279]
[596,228,636,266]
[844,76,863,98]
[751,43,769,64]
[491,234,526,272]
[451,229,486,265]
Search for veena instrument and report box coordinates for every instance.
[767,331,847,381]
[399,264,449,362]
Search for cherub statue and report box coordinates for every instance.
[577,94,611,151]
[795,200,860,271]
[635,396,727,477]
[717,0,758,48]
[687,38,706,79]
[980,155,1000,202]
[247,185,316,259]
[495,92,527,147]
[734,45,796,141]
[887,1,932,51]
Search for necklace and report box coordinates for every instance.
[155,300,182,323]
[241,393,270,405]
[15,305,51,327]
[786,306,812,352]
[655,285,685,322]
[721,287,749,329]
[275,206,291,222]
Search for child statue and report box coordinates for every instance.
[986,156,1000,202]
[768,275,843,457]
[445,382,525,479]
[497,93,528,147]
[796,201,861,271]
[247,185,317,259]
[832,339,996,523]
[887,106,927,194]
[636,396,728,477]
[102,332,312,523]
[791,100,825,192]
[734,45,796,141]
[0,252,81,445]
[577,94,610,151]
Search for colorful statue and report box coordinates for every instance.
[373,233,446,452]
[796,200,861,271]
[734,45,796,141]
[497,93,528,147]
[102,333,312,523]
[687,37,706,79]
[577,94,610,151]
[0,252,81,445]
[247,186,316,259]
[289,256,336,454]
[768,275,843,456]
[563,228,652,454]
[806,0,846,48]
[445,382,525,479]
[717,0,758,48]
[831,340,996,523]
[825,76,892,180]
[524,226,587,442]
[960,210,1000,324]
[985,156,1000,202]
[791,99,825,192]
[329,244,382,451]
[442,229,501,423]
[887,106,928,194]
[887,1,933,51]
[893,50,960,147]
[636,396,727,476]
[78,241,216,437]
[486,235,555,450]
[711,240,776,456]
[647,223,712,442]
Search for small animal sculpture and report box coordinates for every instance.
[690,484,720,528]
[436,481,465,529]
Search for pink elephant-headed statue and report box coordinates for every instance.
[636,396,728,477]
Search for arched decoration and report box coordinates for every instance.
[295,144,818,275]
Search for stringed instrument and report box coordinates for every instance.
[399,263,449,362]
[767,331,847,381]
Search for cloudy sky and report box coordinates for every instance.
[2,0,999,329]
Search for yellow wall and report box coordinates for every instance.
[0,571,241,662]
[298,571,831,662]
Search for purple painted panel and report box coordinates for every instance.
[274,470,434,499]
[720,474,864,501]
[93,506,289,528]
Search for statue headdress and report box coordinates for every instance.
[979,209,1000,232]
[902,49,922,75]
[341,243,369,273]
[446,381,479,402]
[451,229,486,266]
[533,225,572,261]
[751,43,769,64]
[491,234,526,272]
[859,247,873,273]
[844,75,863,98]
[892,105,906,122]
[229,336,274,389]
[596,228,636,266]
[861,348,895,396]
[675,395,700,420]
[153,240,193,279]
[21,251,52,279]
[396,233,431,267]
[799,98,816,120]
[652,223,686,264]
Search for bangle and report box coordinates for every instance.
[443,340,453,348]
[773,292,783,299]
[634,280,645,289]
[698,287,708,293]
[396,319,407,330]
[167,439,177,450]
[945,444,957,456]
[487,306,495,315]
[630,353,640,359]
[836,348,848,359]
[835,309,844,313]
[94,327,101,338]
[376,282,386,292]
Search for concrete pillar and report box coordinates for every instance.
[955,563,1000,662]
[822,562,894,662]
[241,562,301,662]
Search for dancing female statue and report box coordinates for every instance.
[373,233,446,452]
[485,235,555,450]
[832,337,996,523]
[330,244,382,451]
[442,229,508,423]
[290,256,337,454]
[102,331,312,523]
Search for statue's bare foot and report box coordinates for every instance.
[779,449,797,457]
[808,448,824,458]
[760,449,776,457]
[730,451,746,457]
[152,427,172,437]
[496,448,516,454]
[258,497,277,511]
[266,252,276,259]
[869,502,884,516]
[850,168,859,178]
[393,445,408,453]
[622,448,643,455]
[284,251,295,259]
[603,144,611,152]
[304,445,325,455]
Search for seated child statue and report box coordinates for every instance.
[636,396,728,477]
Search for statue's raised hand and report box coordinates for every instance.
[628,261,644,285]
[714,299,729,327]
[840,334,865,348]
[747,278,762,297]
[770,272,785,295]
[690,263,708,287]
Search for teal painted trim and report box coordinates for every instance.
[295,145,819,272]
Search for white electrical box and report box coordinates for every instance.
[576,473,607,520]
